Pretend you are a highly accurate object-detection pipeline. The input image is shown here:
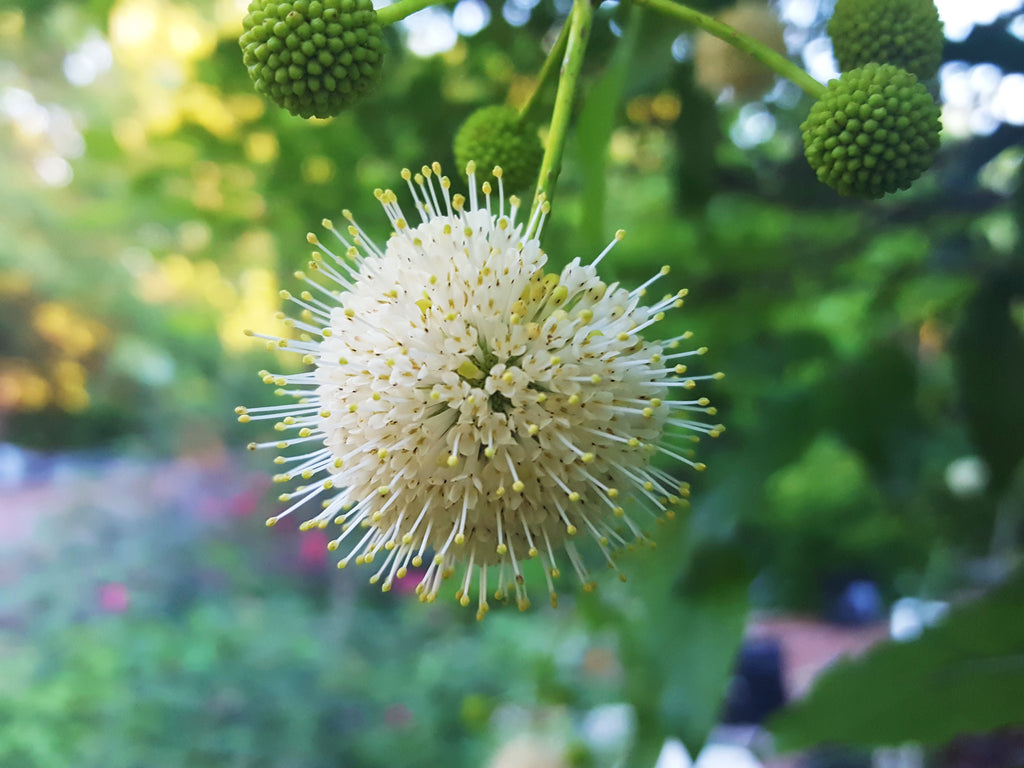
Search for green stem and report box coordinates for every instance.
[530,0,592,217]
[376,0,452,27]
[519,17,572,126]
[632,0,826,99]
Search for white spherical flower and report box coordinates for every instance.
[239,162,722,618]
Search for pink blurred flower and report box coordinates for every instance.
[299,530,329,567]
[391,567,426,596]
[97,582,129,613]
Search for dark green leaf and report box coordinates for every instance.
[770,571,1024,751]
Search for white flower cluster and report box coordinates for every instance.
[239,163,722,618]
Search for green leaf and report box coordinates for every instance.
[770,571,1024,751]
[575,5,641,255]
[591,518,750,762]
[953,268,1024,494]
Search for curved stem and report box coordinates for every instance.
[632,0,826,99]
[519,17,572,126]
[530,0,593,217]
[376,0,452,27]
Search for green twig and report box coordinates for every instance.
[376,0,452,27]
[519,17,572,126]
[632,0,826,99]
[530,0,593,217]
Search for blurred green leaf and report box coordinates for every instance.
[592,520,750,762]
[770,570,1024,751]
[575,5,641,254]
[953,267,1024,494]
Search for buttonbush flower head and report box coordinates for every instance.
[453,105,543,194]
[694,1,787,101]
[802,63,941,198]
[828,0,943,81]
[239,164,722,617]
[240,0,384,118]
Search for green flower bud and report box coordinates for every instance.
[453,105,543,193]
[240,0,384,119]
[828,0,944,80]
[802,63,942,199]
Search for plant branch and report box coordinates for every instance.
[632,0,826,99]
[376,0,452,27]
[519,17,572,126]
[530,0,593,217]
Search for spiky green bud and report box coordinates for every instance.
[453,106,543,193]
[801,63,942,199]
[240,0,384,119]
[828,0,944,80]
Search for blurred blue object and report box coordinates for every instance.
[722,638,785,725]
[828,579,884,626]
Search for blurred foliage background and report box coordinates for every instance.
[1,0,1023,765]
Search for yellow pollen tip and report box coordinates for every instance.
[265,518,277,527]
[581,453,595,463]
[496,543,508,555]
[512,480,525,492]
[446,454,459,467]
[455,533,466,545]
[306,233,319,245]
